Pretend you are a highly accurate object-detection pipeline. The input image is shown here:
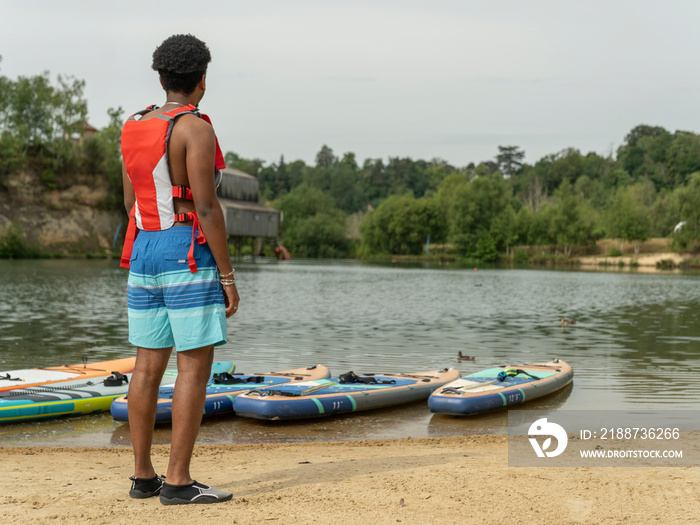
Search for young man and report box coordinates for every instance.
[120,34,239,505]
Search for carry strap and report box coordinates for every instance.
[104,371,129,387]
[211,372,265,385]
[338,371,396,385]
[497,368,541,382]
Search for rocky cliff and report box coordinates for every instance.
[0,170,124,256]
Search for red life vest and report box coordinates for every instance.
[119,104,226,272]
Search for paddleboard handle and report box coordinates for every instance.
[104,371,129,387]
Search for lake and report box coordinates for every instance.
[1,258,699,446]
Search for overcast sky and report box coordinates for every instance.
[2,1,699,168]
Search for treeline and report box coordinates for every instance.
[230,126,700,260]
[0,59,124,208]
[3,66,700,261]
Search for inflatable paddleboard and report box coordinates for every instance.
[0,357,137,392]
[111,364,329,422]
[428,359,573,415]
[233,368,460,420]
[0,361,234,424]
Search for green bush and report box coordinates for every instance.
[607,247,623,257]
[40,169,56,189]
[657,259,676,270]
[0,222,44,258]
[513,248,529,264]
[275,185,351,258]
[0,133,25,180]
[81,136,106,174]
[472,230,498,262]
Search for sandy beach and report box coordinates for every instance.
[577,252,687,272]
[2,436,698,524]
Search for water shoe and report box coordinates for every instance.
[129,475,165,499]
[159,480,233,505]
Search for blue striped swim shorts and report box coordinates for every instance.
[127,227,227,352]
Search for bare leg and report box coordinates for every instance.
[165,345,214,485]
[128,347,172,479]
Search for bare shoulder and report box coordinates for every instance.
[173,113,215,143]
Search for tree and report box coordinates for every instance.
[672,172,700,252]
[272,184,349,257]
[315,144,336,168]
[516,169,546,210]
[530,203,556,247]
[605,184,652,253]
[360,193,445,255]
[384,157,431,197]
[0,69,89,185]
[443,173,513,256]
[666,132,700,187]
[2,72,87,148]
[473,230,498,261]
[621,124,668,149]
[287,213,350,258]
[548,179,594,256]
[490,205,518,258]
[82,106,124,209]
[224,151,265,179]
[496,145,525,178]
[360,158,388,205]
[329,153,365,213]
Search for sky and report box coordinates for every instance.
[1,0,699,168]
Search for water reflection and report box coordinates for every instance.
[1,259,699,445]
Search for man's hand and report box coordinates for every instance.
[223,284,240,318]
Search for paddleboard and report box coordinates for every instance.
[0,357,137,392]
[233,368,460,420]
[111,364,328,422]
[0,361,234,424]
[428,359,573,415]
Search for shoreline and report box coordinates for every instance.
[576,252,689,272]
[2,435,697,524]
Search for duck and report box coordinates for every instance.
[560,317,577,327]
[458,351,476,361]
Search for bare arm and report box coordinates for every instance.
[184,119,240,318]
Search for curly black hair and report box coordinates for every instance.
[152,34,211,95]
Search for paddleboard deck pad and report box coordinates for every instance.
[428,359,573,415]
[233,368,460,420]
[110,365,330,422]
[0,357,137,392]
[0,361,234,424]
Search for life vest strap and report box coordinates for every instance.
[172,185,193,200]
[187,214,207,273]
[174,212,196,223]
[120,207,139,269]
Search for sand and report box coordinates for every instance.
[1,436,697,524]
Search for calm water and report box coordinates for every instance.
[1,259,699,446]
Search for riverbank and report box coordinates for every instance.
[2,436,697,524]
[364,238,700,273]
[577,252,688,271]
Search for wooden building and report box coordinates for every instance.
[216,167,280,256]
